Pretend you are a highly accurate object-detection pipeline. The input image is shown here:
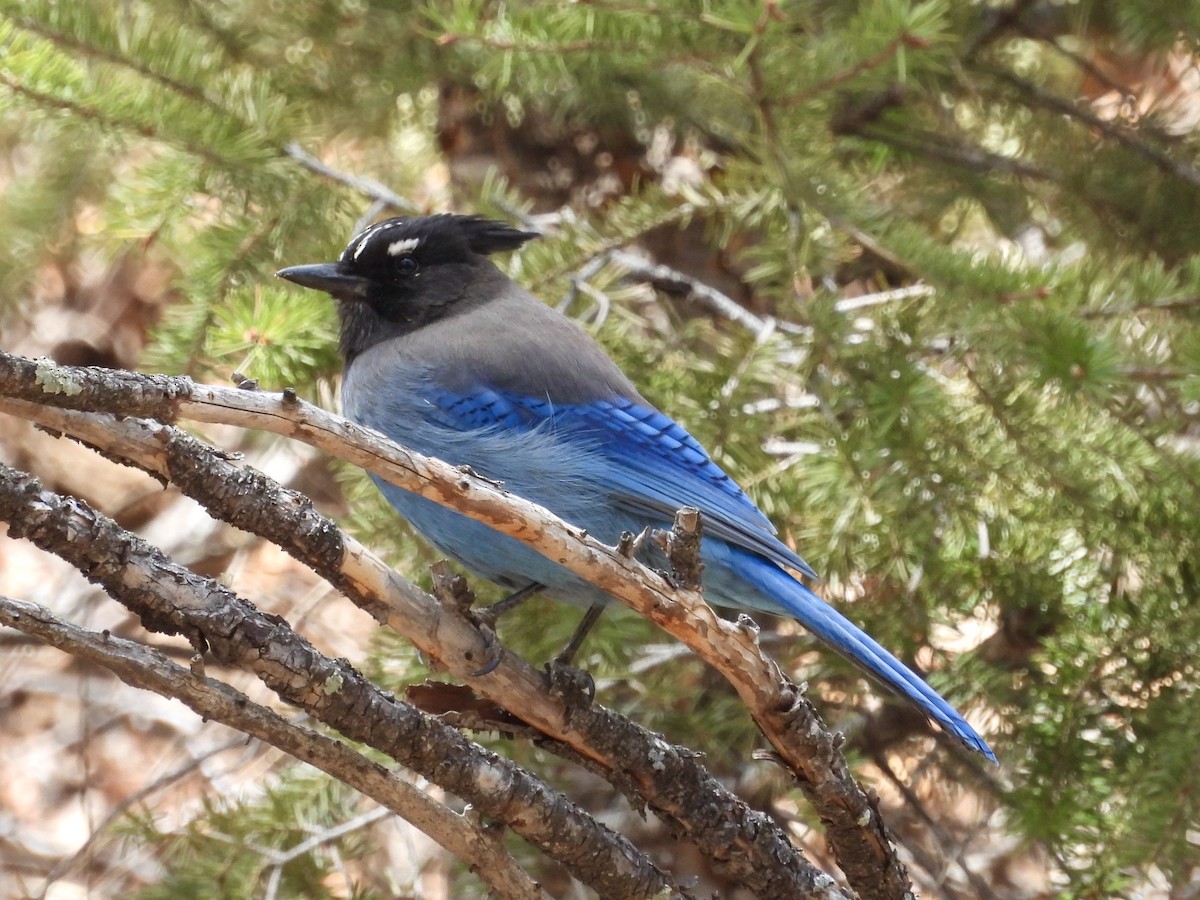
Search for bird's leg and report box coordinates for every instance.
[465,582,544,678]
[475,581,545,628]
[553,602,607,667]
[544,602,607,710]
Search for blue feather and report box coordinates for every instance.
[298,215,994,760]
[349,373,994,761]
[706,542,997,761]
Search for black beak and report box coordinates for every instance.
[276,263,371,299]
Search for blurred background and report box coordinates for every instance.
[1,1,1199,897]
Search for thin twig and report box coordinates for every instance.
[835,283,935,313]
[608,248,774,335]
[985,66,1200,190]
[783,32,929,107]
[10,16,224,113]
[0,72,229,167]
[260,807,393,867]
[1081,295,1200,318]
[851,126,1057,181]
[35,737,248,898]
[874,754,1000,900]
[283,143,419,214]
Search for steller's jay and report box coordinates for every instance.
[278,214,994,761]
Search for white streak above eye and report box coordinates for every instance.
[387,237,421,256]
[352,223,386,260]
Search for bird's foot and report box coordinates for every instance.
[465,582,544,676]
[428,561,508,676]
[545,657,596,715]
[468,638,505,677]
[541,602,607,717]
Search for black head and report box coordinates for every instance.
[277,215,539,362]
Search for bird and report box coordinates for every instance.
[277,213,995,762]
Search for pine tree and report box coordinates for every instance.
[2,1,1199,896]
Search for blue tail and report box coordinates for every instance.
[712,545,996,762]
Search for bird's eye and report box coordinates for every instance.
[395,256,419,276]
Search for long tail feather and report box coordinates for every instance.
[729,550,996,762]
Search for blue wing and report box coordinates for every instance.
[421,386,817,580]
[401,381,995,761]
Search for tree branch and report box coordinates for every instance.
[845,125,1057,182]
[0,350,924,898]
[283,143,420,215]
[983,65,1200,191]
[0,464,676,900]
[0,596,549,900]
[0,395,849,898]
[607,248,775,336]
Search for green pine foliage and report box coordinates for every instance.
[122,770,387,900]
[3,0,1200,894]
